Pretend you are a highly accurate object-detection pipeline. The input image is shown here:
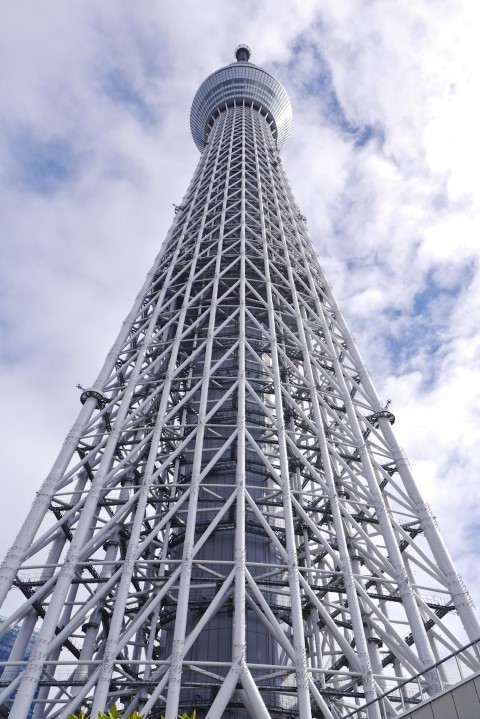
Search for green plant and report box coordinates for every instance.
[67,708,144,719]
[68,710,90,719]
[67,707,196,719]
[103,707,124,719]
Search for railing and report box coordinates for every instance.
[344,636,480,717]
[1,635,480,716]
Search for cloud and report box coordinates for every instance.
[1,1,480,633]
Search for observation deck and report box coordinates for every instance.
[190,44,292,152]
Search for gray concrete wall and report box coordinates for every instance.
[399,672,480,718]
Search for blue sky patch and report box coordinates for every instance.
[413,265,473,316]
[103,68,157,126]
[280,38,382,148]
[10,130,79,196]
[382,266,474,385]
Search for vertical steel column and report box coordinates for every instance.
[259,120,381,716]
[233,97,247,706]
[276,162,442,697]
[0,185,202,607]
[252,107,312,719]
[9,87,225,719]
[163,109,231,719]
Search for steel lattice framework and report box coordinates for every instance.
[1,47,479,719]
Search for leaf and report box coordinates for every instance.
[68,707,90,719]
[68,709,90,719]
[103,707,123,719]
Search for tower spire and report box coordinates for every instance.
[0,50,479,719]
[235,43,251,62]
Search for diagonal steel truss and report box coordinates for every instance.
[1,96,479,719]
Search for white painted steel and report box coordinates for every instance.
[0,51,478,719]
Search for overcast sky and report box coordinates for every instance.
[1,1,480,610]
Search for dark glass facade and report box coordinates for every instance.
[0,617,36,718]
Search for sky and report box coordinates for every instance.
[1,1,480,612]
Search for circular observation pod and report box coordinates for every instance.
[190,51,292,152]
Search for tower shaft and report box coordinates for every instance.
[1,51,479,719]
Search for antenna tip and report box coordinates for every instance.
[235,44,251,62]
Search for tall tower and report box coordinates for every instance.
[0,46,479,719]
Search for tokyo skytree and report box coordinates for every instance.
[0,45,479,719]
